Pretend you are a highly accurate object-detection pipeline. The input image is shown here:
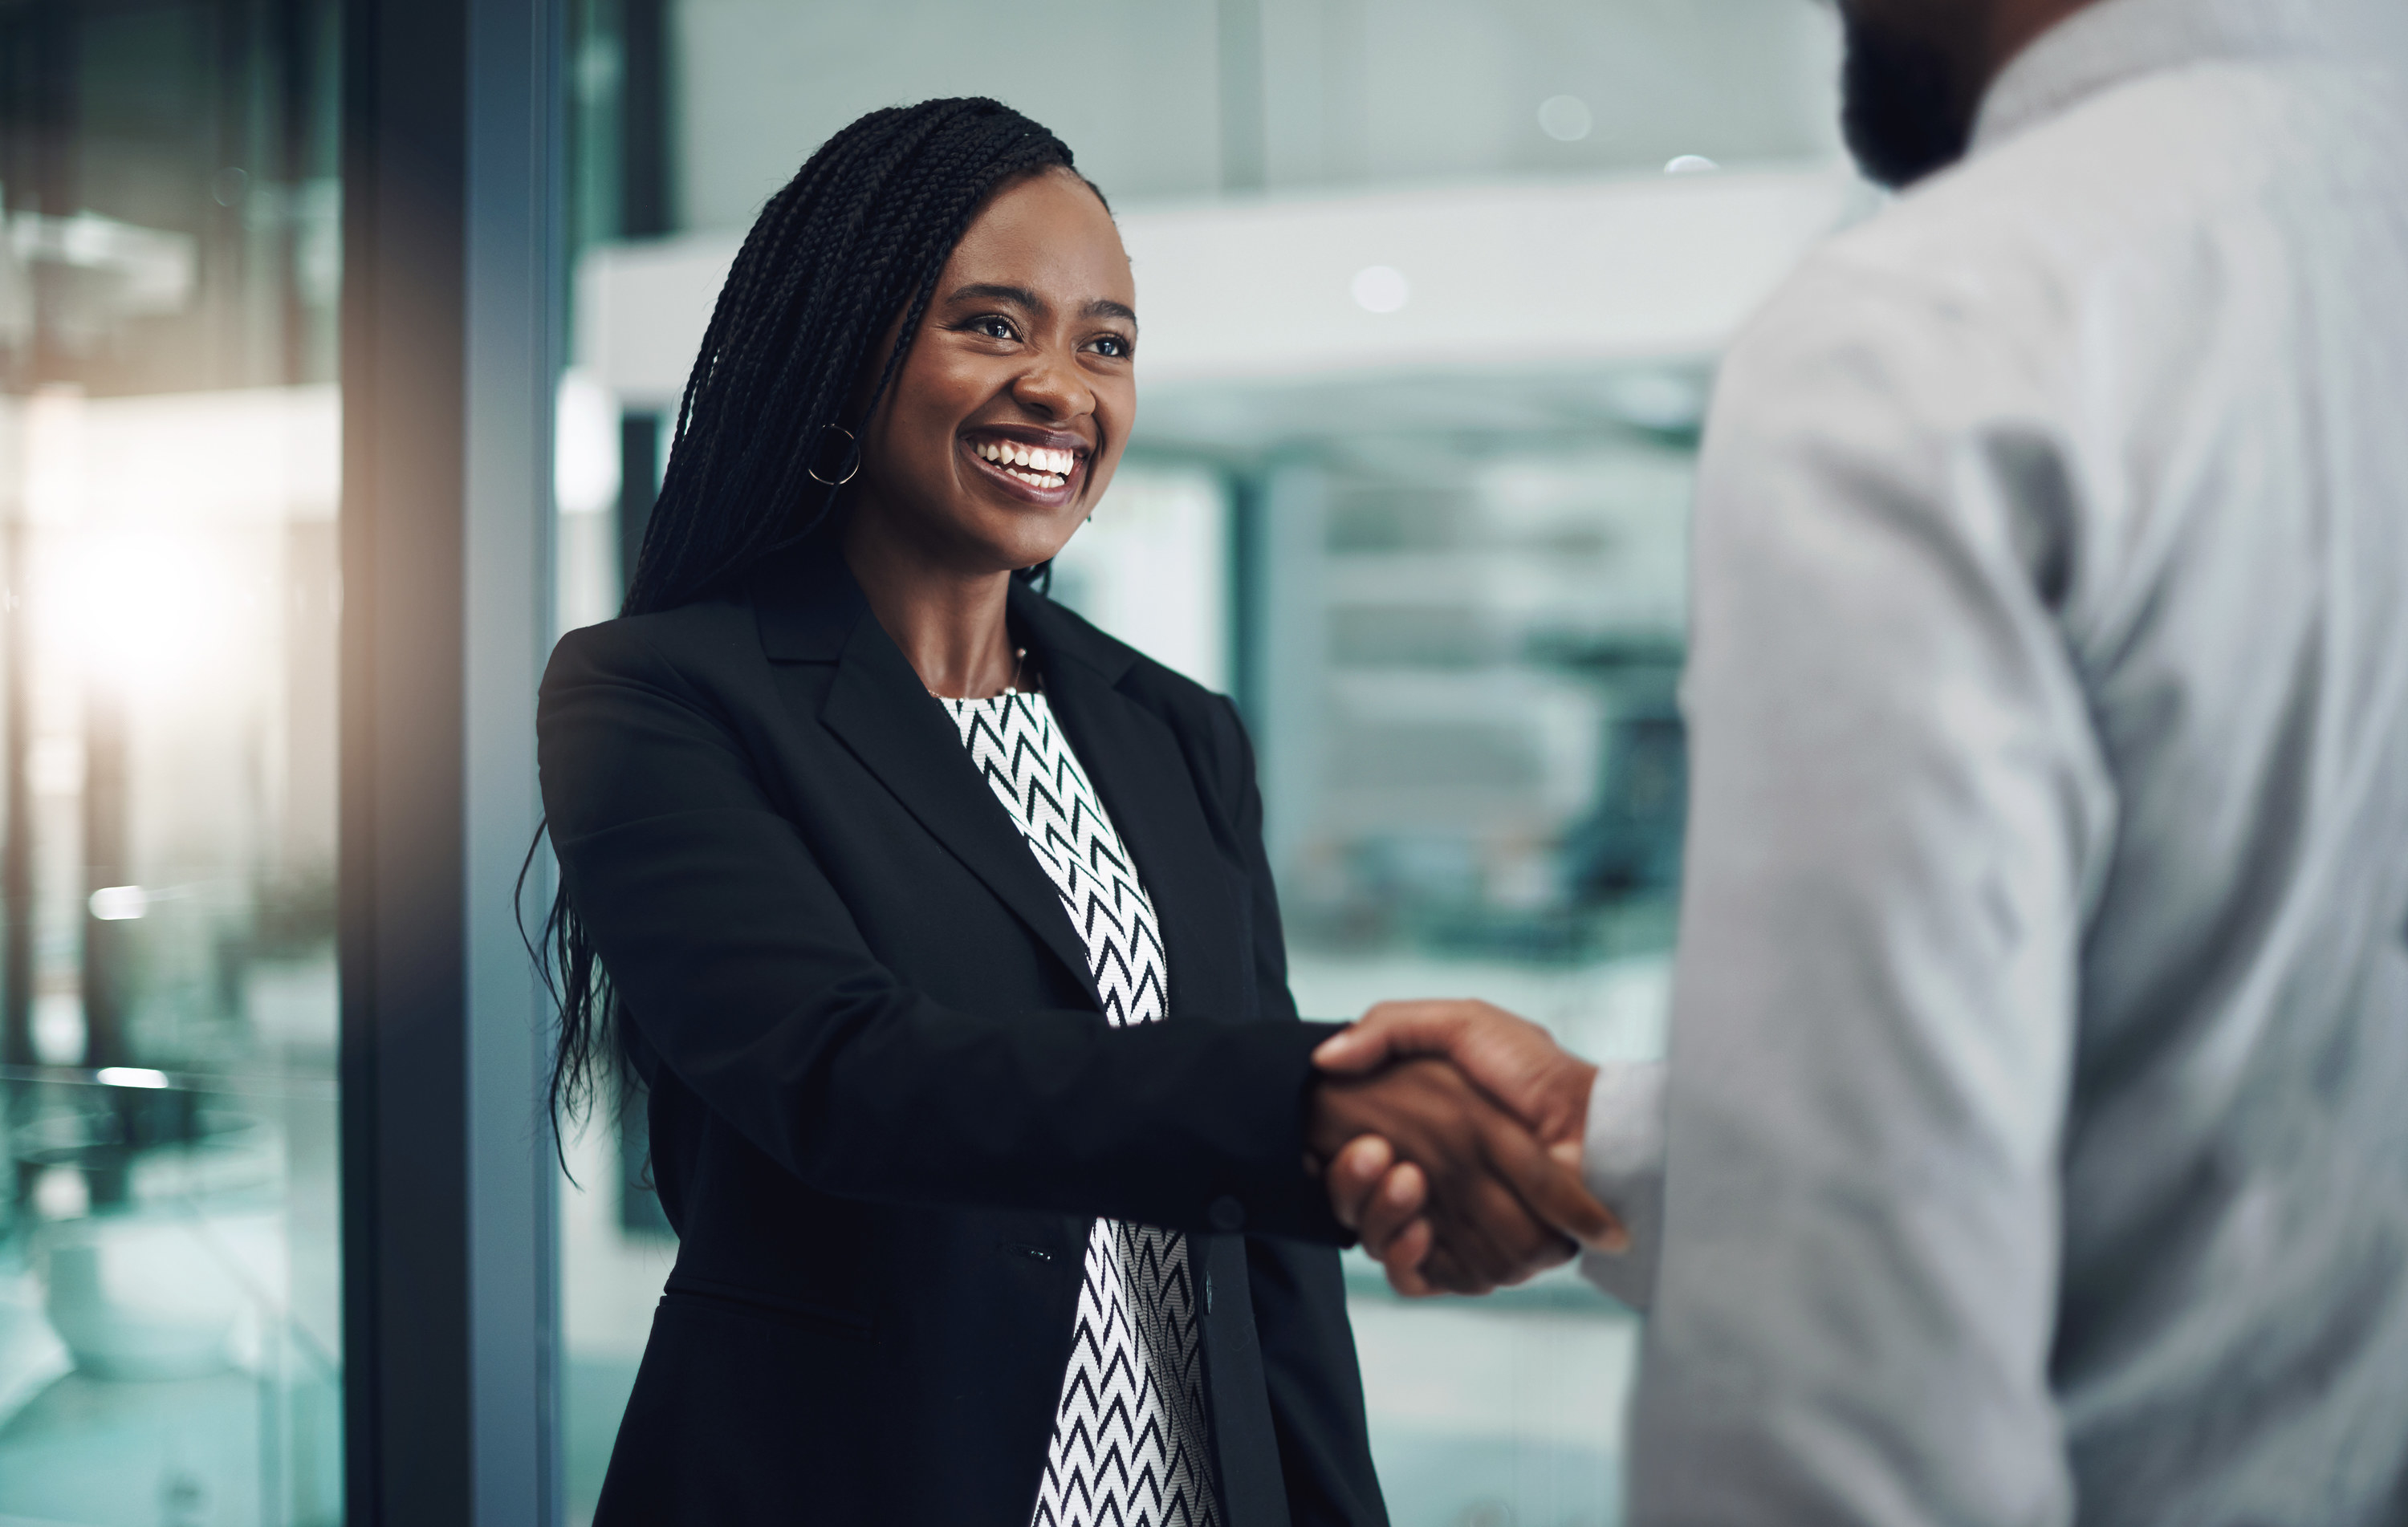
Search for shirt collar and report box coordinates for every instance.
[1971,0,2385,155]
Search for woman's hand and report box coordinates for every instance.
[1313,1002,1629,1295]
[1306,1055,1618,1294]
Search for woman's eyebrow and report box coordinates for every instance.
[946,282,1043,312]
[944,283,1135,330]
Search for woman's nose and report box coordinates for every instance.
[1010,344,1092,420]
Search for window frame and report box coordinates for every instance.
[338,0,564,1519]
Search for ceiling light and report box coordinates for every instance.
[1537,95,1592,143]
[88,885,148,921]
[1352,266,1410,314]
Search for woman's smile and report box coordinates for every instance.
[961,425,1088,505]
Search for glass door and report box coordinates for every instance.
[0,2,345,1522]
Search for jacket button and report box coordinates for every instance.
[1208,1196,1245,1233]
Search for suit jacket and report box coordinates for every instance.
[538,546,1385,1526]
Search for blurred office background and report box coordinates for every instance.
[0,2,346,1523]
[0,2,1860,1524]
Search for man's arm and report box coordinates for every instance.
[1630,258,2112,1523]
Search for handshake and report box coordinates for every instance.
[1304,1000,1629,1297]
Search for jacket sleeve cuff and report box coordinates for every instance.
[1212,1018,1352,1245]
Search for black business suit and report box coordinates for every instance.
[539,543,1385,1525]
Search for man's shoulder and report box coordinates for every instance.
[1728,55,2386,407]
[1781,55,2377,322]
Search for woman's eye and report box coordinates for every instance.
[972,315,1017,341]
[1090,334,1130,359]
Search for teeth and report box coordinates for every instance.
[973,439,1076,481]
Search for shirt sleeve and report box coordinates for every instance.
[1576,1060,1670,1310]
[1627,257,2114,1525]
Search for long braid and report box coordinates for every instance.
[535,99,1107,1156]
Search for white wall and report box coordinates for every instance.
[573,165,1864,407]
[1047,463,1230,694]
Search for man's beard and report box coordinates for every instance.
[1839,8,1976,189]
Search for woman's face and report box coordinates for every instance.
[850,168,1137,575]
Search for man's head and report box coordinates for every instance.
[1838,0,2100,187]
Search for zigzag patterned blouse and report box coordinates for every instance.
[938,686,1222,1527]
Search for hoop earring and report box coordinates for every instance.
[807,424,859,487]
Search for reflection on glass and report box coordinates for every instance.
[0,2,344,1523]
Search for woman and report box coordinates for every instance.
[537,99,1397,1525]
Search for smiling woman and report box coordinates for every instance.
[532,98,1422,1527]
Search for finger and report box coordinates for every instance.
[1482,1112,1628,1254]
[1380,1219,1438,1298]
[1312,1001,1471,1074]
[1413,1235,1496,1298]
[1357,1161,1428,1257]
[1314,1056,1591,1282]
[1324,1135,1394,1233]
[1454,1168,1576,1287]
[1365,1061,1552,1286]
[1413,1090,1589,1277]
[1416,1160,1570,1290]
[1418,1150,1536,1289]
[1318,1004,1597,1151]
[1311,1024,1389,1074]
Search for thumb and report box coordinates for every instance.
[1316,1002,1471,1074]
[1495,1125,1628,1257]
[1312,1023,1392,1074]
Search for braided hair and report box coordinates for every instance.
[533,99,1106,1155]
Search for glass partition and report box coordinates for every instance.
[0,2,344,1523]
[554,5,1853,1522]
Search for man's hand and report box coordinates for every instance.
[1315,1001,1625,1293]
[1306,1057,1617,1295]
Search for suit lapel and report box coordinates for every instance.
[814,608,1102,1009]
[1035,637,1248,1022]
[757,550,1245,1020]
